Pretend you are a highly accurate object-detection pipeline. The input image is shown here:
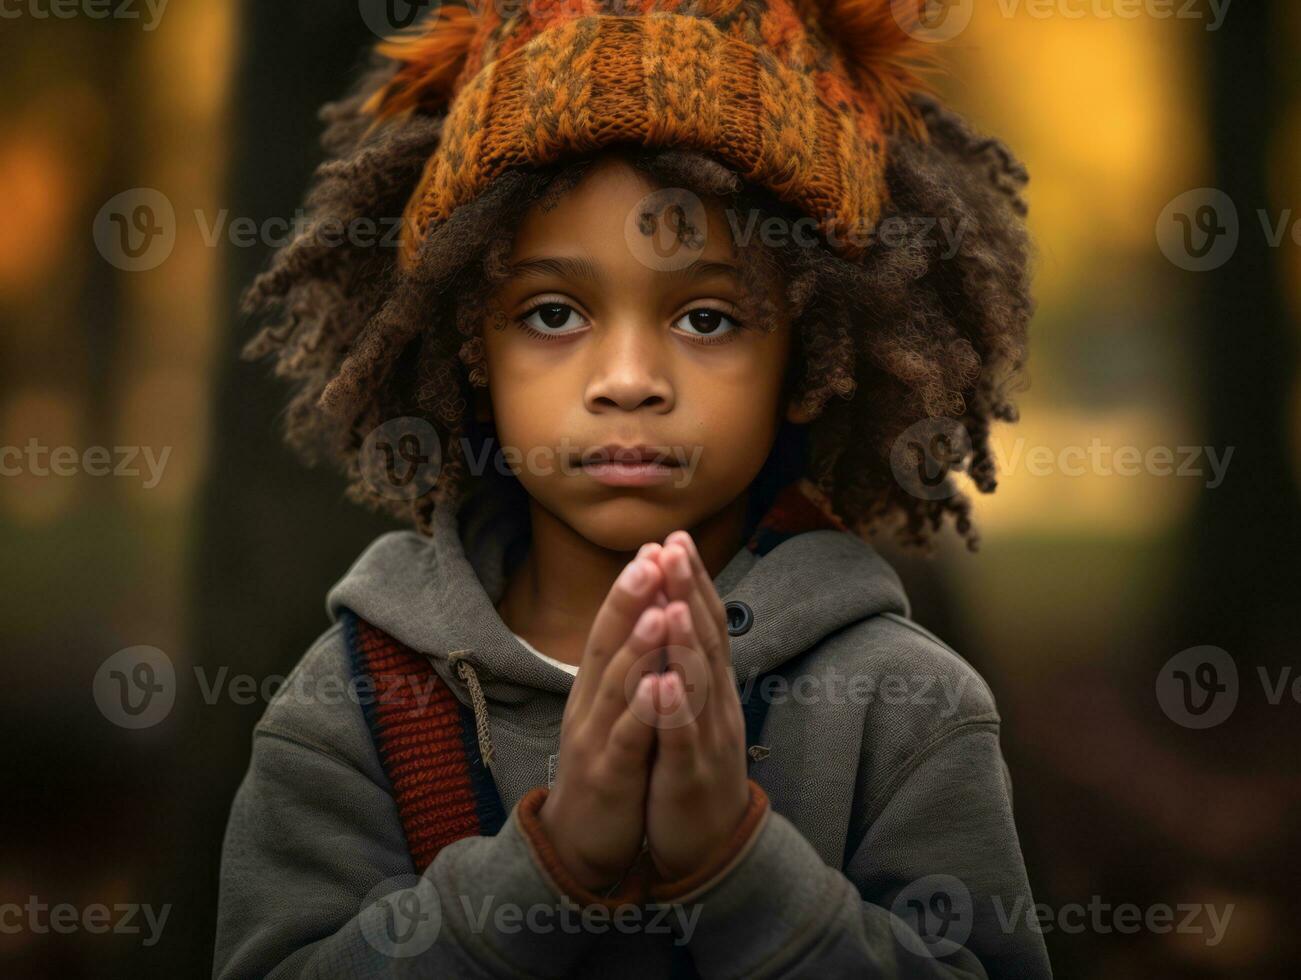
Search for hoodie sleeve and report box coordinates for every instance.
[662,721,1053,980]
[213,630,605,980]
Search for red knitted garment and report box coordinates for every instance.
[346,612,505,870]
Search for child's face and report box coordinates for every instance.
[480,155,803,553]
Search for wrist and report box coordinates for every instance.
[649,780,770,903]
[651,781,752,881]
[527,790,645,900]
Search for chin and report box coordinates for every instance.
[561,493,689,553]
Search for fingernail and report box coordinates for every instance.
[671,548,690,576]
[635,607,660,641]
[662,671,681,706]
[620,560,647,591]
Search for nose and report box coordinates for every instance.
[583,320,674,414]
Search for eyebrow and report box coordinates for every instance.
[506,255,741,284]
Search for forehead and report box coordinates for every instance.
[508,155,742,270]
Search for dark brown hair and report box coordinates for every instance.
[242,63,1032,550]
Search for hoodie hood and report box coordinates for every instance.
[326,477,910,706]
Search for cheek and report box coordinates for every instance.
[482,330,545,426]
[680,346,788,470]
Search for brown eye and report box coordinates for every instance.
[520,302,586,335]
[674,307,741,341]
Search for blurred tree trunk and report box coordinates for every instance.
[1176,1,1299,680]
[180,3,393,974]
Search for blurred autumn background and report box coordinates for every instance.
[2,1,1298,977]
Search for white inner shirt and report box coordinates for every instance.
[512,632,580,676]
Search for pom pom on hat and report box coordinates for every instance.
[808,0,941,139]
[362,3,480,120]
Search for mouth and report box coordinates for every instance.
[575,444,683,487]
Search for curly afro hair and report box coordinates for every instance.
[242,62,1032,551]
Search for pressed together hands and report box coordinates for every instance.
[538,531,753,892]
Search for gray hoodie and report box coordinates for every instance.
[215,484,1053,979]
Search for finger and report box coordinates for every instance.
[640,542,670,608]
[658,599,715,736]
[665,530,728,628]
[653,668,701,761]
[606,673,658,767]
[665,532,736,697]
[572,557,664,715]
[660,542,725,671]
[588,604,668,735]
[678,614,742,746]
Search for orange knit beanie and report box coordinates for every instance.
[362,0,937,266]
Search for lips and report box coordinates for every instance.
[574,444,686,488]
[577,444,680,468]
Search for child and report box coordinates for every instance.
[216,1,1051,977]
